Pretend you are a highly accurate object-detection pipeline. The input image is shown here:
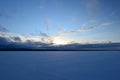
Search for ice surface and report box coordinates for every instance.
[0,51,120,80]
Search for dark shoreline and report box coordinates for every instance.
[0,49,120,51]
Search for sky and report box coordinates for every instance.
[0,0,120,45]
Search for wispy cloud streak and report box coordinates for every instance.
[45,19,51,35]
[54,21,115,36]
[0,24,9,32]
[82,0,101,17]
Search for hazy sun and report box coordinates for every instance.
[53,37,68,45]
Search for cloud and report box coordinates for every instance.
[0,32,52,49]
[55,25,98,36]
[110,11,116,16]
[39,31,49,37]
[53,21,115,37]
[71,17,78,23]
[0,24,9,32]
[45,19,51,34]
[53,0,61,8]
[0,31,120,50]
[0,9,5,17]
[57,42,120,50]
[100,22,114,27]
[0,8,12,18]
[0,36,10,45]
[40,6,44,9]
[39,0,45,9]
[80,19,97,28]
[82,0,101,17]
[58,24,65,33]
[12,37,21,42]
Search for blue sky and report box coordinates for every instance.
[0,0,120,44]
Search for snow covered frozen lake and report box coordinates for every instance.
[0,51,120,80]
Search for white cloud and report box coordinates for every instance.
[100,22,114,27]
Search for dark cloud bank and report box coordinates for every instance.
[0,26,120,50]
[0,36,50,50]
[0,35,120,51]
